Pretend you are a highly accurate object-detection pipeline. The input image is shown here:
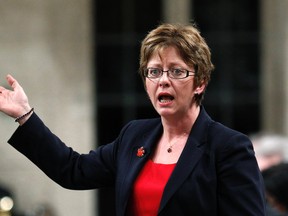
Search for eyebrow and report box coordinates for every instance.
[147,62,188,69]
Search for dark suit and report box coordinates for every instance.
[8,107,266,215]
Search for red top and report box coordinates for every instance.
[128,159,176,215]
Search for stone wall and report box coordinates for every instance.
[260,0,288,135]
[0,1,95,215]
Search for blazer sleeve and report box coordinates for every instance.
[211,123,266,215]
[8,113,128,190]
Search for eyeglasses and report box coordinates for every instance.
[144,67,195,79]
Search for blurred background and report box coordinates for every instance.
[0,0,288,215]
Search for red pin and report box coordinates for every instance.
[137,146,145,157]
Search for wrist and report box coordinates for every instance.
[15,108,34,125]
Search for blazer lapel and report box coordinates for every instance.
[158,107,212,213]
[158,135,205,213]
[119,120,163,214]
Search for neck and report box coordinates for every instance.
[161,105,200,140]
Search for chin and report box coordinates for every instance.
[158,111,175,118]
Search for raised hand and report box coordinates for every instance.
[0,75,32,123]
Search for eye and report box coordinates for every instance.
[147,68,161,77]
[171,68,185,77]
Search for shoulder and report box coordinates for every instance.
[209,121,246,138]
[207,121,253,154]
[196,107,250,145]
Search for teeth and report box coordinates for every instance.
[160,99,172,103]
[159,96,173,103]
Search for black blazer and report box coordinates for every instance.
[8,107,266,216]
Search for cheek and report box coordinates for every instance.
[145,80,156,99]
[182,79,195,88]
[177,80,194,94]
[176,82,195,102]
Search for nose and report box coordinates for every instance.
[159,71,170,87]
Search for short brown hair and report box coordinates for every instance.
[139,23,215,105]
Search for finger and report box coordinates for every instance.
[6,74,20,90]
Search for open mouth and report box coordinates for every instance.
[158,95,174,103]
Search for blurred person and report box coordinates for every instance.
[262,163,288,215]
[0,23,265,215]
[251,133,288,216]
[251,133,288,171]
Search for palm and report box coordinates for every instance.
[0,75,30,118]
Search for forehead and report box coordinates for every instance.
[148,46,183,63]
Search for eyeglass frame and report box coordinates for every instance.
[143,67,196,79]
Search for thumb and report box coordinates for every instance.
[6,74,20,90]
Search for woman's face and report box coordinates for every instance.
[145,46,203,118]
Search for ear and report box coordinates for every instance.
[194,82,206,94]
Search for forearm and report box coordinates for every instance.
[8,113,78,186]
[8,112,116,189]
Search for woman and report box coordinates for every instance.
[262,163,288,215]
[0,23,265,215]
